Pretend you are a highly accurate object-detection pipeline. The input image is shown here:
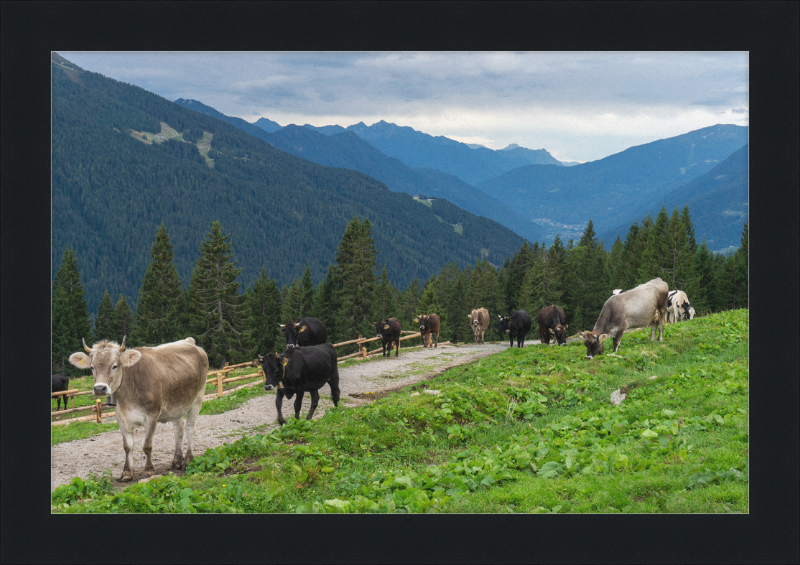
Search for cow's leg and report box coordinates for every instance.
[306,389,320,420]
[434,330,439,348]
[141,417,158,477]
[276,389,286,425]
[657,308,666,341]
[118,416,136,481]
[294,390,306,419]
[612,330,625,354]
[395,339,400,357]
[171,419,186,469]
[182,395,203,466]
[329,368,341,407]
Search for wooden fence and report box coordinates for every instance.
[51,330,434,425]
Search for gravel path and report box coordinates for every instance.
[51,341,528,492]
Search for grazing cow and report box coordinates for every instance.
[579,278,669,360]
[497,310,533,348]
[467,308,490,344]
[375,317,402,357]
[69,336,208,481]
[667,290,696,323]
[258,343,340,425]
[281,317,328,348]
[415,314,441,348]
[51,373,70,411]
[537,305,569,346]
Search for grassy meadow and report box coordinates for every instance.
[52,309,748,513]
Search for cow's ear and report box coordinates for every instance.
[549,328,555,334]
[69,352,91,368]
[120,349,142,368]
[565,324,569,330]
[598,334,609,342]
[581,331,593,340]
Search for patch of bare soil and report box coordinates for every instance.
[51,342,522,492]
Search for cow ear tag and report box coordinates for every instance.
[282,358,289,366]
[384,324,389,329]
[299,326,306,332]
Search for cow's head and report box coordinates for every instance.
[497,315,511,334]
[551,324,569,346]
[69,336,141,396]
[683,303,695,320]
[417,314,428,332]
[258,352,284,391]
[281,321,301,348]
[579,331,608,360]
[375,320,389,339]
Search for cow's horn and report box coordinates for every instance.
[279,324,285,328]
[119,335,127,351]
[82,338,91,353]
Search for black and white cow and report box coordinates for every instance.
[258,344,340,425]
[537,305,568,346]
[281,317,328,348]
[375,317,402,357]
[667,290,696,323]
[497,310,532,348]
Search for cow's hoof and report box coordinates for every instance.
[278,418,286,426]
[171,455,184,470]
[143,468,155,477]
[120,471,133,482]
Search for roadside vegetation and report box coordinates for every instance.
[52,309,748,513]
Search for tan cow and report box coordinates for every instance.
[69,336,208,481]
[467,307,490,344]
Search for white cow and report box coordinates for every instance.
[667,289,695,323]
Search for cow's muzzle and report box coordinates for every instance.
[93,384,111,396]
[264,384,275,391]
[585,355,594,360]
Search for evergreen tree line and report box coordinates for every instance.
[52,207,748,375]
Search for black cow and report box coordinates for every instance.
[281,317,328,348]
[258,343,340,425]
[375,317,402,357]
[52,373,70,411]
[497,310,532,348]
[537,305,569,346]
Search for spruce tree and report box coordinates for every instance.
[505,242,536,310]
[245,267,283,356]
[131,224,184,346]
[185,221,247,365]
[608,237,626,287]
[662,207,694,290]
[398,278,422,328]
[373,266,398,322]
[734,223,748,308]
[329,217,378,341]
[689,242,716,315]
[681,206,698,255]
[639,207,670,282]
[52,247,94,373]
[112,294,134,342]
[310,266,336,333]
[281,279,304,322]
[93,290,116,341]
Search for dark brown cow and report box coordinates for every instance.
[579,278,669,359]
[52,373,70,411]
[415,314,441,348]
[375,317,402,357]
[537,305,568,346]
[69,336,208,481]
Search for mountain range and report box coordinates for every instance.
[52,54,526,314]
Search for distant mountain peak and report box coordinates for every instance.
[501,143,522,151]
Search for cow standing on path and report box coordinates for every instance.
[497,310,533,348]
[467,308,490,344]
[579,277,669,359]
[415,314,441,348]
[52,373,70,411]
[281,317,328,348]
[258,343,340,425]
[69,336,208,481]
[375,317,402,357]
[537,306,569,346]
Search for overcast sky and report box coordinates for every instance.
[59,51,748,163]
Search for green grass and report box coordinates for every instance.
[52,309,748,513]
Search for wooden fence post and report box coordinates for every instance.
[217,372,224,397]
[96,398,102,423]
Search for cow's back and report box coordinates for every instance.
[477,308,490,329]
[598,278,667,333]
[131,341,208,416]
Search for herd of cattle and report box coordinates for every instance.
[56,277,695,481]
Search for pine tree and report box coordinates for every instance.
[398,278,422,328]
[244,267,283,356]
[185,221,247,365]
[52,247,94,373]
[112,294,134,341]
[373,266,398,322]
[639,207,670,282]
[608,237,626,287]
[310,266,336,334]
[681,206,698,255]
[329,217,378,342]
[93,290,116,341]
[299,264,315,317]
[131,224,184,346]
[734,223,748,308]
[505,242,536,310]
[662,207,694,290]
[281,279,304,322]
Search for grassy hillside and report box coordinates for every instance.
[53,309,748,513]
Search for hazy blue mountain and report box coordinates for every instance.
[303,124,346,135]
[599,144,749,252]
[254,117,282,132]
[54,56,526,314]
[559,161,582,167]
[176,99,277,140]
[336,120,563,184]
[476,124,748,241]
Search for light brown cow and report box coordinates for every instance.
[579,277,669,359]
[69,336,208,481]
[467,308,490,344]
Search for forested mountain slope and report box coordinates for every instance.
[52,55,525,314]
[173,103,546,243]
[476,125,748,240]
[599,144,749,251]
